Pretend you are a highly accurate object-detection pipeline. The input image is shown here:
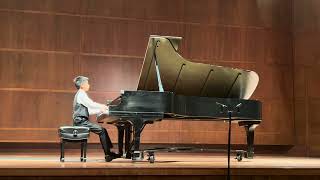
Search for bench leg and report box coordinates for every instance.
[83,140,87,162]
[60,140,65,162]
[81,141,84,160]
[80,140,87,162]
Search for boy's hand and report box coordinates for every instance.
[100,105,109,113]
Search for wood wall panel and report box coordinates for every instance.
[294,32,320,66]
[81,18,147,56]
[45,92,74,128]
[308,98,320,155]
[0,91,75,129]
[293,0,320,33]
[294,67,307,99]
[183,28,291,64]
[0,11,80,51]
[0,0,295,150]
[265,32,292,65]
[80,0,292,30]
[0,91,47,128]
[243,29,265,62]
[294,99,307,145]
[81,0,184,22]
[0,0,292,30]
[252,65,293,100]
[262,100,294,134]
[79,55,143,91]
[81,18,186,56]
[0,0,82,14]
[307,66,320,98]
[293,0,320,156]
[0,51,79,90]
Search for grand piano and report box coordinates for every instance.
[97,35,262,161]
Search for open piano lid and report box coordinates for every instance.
[137,35,259,99]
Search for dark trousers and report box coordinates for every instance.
[74,117,113,155]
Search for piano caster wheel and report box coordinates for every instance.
[235,150,243,162]
[60,158,65,162]
[147,152,155,163]
[132,151,144,161]
[236,155,243,162]
[80,157,86,162]
[148,155,155,163]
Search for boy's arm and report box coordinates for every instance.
[77,91,108,114]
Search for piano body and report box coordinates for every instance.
[97,35,262,160]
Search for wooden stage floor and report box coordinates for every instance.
[0,151,319,179]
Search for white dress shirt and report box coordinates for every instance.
[76,89,108,115]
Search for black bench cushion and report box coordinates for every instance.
[59,126,90,140]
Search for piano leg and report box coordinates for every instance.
[116,124,125,156]
[130,119,145,160]
[124,123,132,159]
[244,123,259,159]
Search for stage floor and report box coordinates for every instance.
[0,151,319,177]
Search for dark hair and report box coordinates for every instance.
[73,76,89,89]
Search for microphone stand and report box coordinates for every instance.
[216,102,242,180]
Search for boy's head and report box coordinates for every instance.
[73,76,90,91]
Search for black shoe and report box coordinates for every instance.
[125,152,132,159]
[109,152,122,158]
[105,151,121,162]
[105,155,116,162]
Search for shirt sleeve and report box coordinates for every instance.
[77,90,106,115]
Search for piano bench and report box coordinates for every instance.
[58,126,90,162]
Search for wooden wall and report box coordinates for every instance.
[293,0,320,156]
[0,0,294,147]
